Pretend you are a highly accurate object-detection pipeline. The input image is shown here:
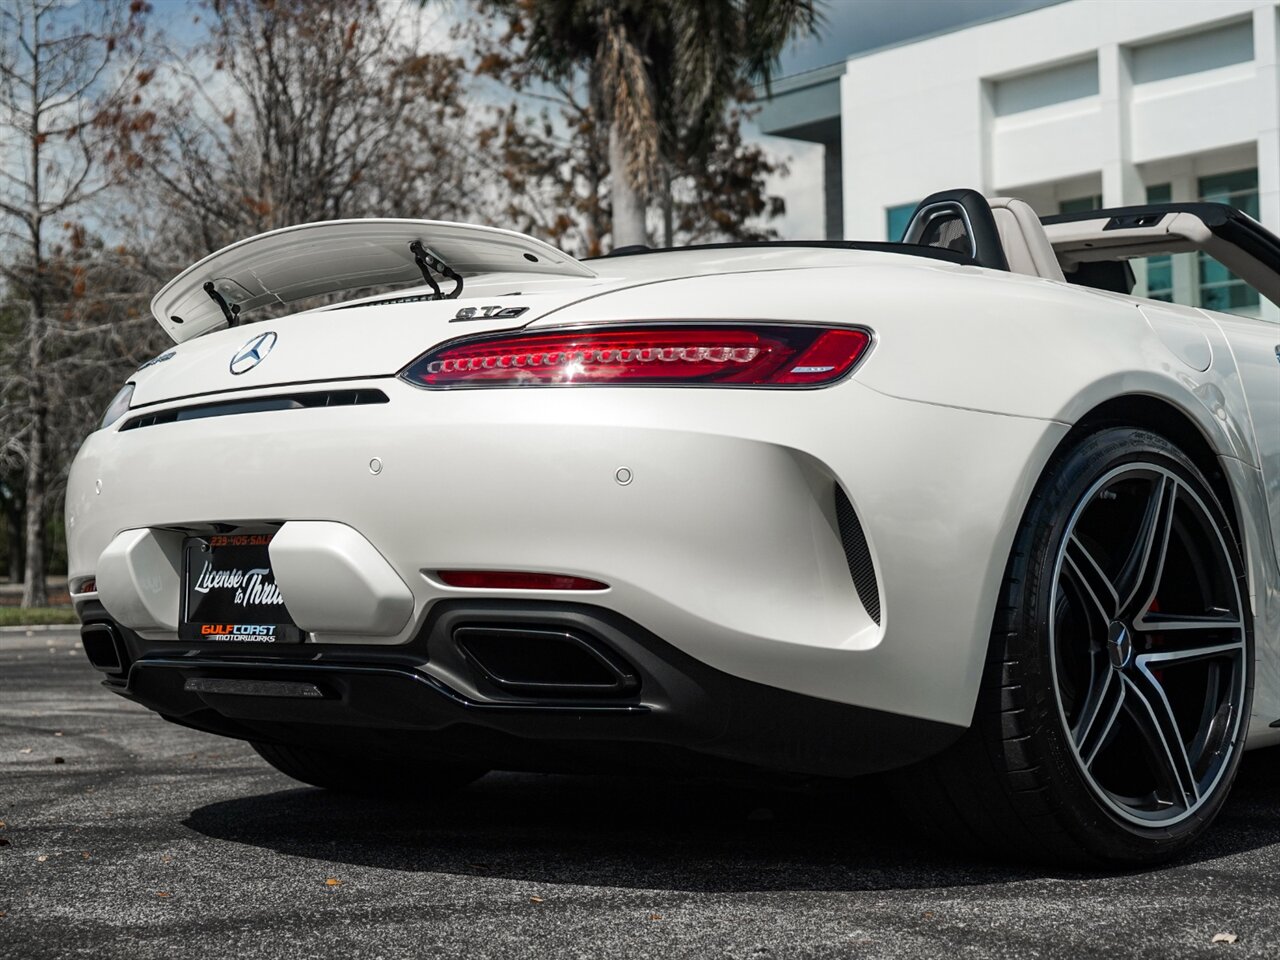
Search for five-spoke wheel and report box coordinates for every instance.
[905,427,1252,865]
[1051,464,1247,826]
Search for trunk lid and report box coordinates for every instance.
[127,291,584,407]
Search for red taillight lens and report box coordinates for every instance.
[437,570,609,591]
[401,325,870,388]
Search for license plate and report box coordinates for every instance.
[180,533,301,642]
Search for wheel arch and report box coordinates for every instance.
[1057,393,1243,551]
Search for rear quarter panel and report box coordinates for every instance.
[536,259,1280,739]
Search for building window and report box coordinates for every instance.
[885,202,918,242]
[1059,194,1102,215]
[1144,183,1173,302]
[1197,169,1259,313]
[1133,171,1261,317]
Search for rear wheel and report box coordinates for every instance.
[905,427,1252,865]
[252,742,487,797]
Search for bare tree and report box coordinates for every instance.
[119,0,481,264]
[0,0,148,607]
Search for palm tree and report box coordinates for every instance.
[501,0,821,247]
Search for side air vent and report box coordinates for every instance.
[834,485,881,625]
[120,388,389,431]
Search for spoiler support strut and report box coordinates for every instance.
[409,240,464,300]
[203,281,241,327]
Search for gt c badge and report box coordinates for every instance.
[229,331,278,375]
[453,305,529,322]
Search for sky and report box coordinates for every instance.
[779,0,1065,76]
[758,0,1066,239]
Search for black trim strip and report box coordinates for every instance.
[590,238,976,267]
[120,388,389,431]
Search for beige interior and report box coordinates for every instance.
[987,197,1065,282]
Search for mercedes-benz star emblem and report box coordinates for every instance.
[229,331,278,375]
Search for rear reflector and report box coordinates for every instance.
[401,325,871,388]
[437,570,609,591]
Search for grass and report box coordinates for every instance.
[0,606,79,627]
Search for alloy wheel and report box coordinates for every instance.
[1049,463,1247,827]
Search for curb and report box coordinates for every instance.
[0,623,80,634]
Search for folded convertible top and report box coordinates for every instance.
[150,219,597,343]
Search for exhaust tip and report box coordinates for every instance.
[81,622,127,675]
[454,626,639,698]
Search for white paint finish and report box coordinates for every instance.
[269,521,414,638]
[535,260,1253,465]
[65,375,1061,728]
[128,292,571,407]
[1207,310,1280,560]
[64,210,1280,739]
[95,528,183,632]
[1140,302,1213,370]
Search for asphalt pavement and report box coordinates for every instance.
[3,628,1279,959]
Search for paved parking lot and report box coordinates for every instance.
[3,627,1279,959]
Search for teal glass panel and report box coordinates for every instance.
[1197,169,1259,313]
[886,202,918,242]
[1144,183,1172,302]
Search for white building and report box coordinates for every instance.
[759,0,1280,319]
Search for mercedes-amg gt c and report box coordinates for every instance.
[66,189,1280,865]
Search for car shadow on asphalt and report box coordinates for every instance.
[183,745,1280,892]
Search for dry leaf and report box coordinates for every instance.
[325,878,341,887]
[156,892,171,898]
[529,896,544,904]
[1212,933,1238,944]
[649,913,663,921]
[82,852,91,860]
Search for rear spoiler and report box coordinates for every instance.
[150,219,597,343]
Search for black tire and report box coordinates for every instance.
[252,742,487,797]
[900,427,1253,866]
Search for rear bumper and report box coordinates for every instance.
[78,598,964,778]
[66,377,1067,728]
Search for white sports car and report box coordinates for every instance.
[66,189,1279,865]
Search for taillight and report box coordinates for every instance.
[400,325,871,388]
